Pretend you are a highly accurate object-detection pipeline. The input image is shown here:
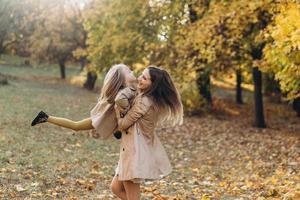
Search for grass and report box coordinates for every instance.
[0,54,28,66]
[0,68,120,199]
[0,54,105,89]
[0,61,81,80]
[0,59,117,198]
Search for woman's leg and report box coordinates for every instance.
[47,117,93,131]
[123,180,141,200]
[110,175,127,200]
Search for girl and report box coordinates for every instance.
[111,66,183,200]
[31,64,137,140]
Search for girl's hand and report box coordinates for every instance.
[114,104,122,119]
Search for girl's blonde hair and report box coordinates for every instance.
[99,64,127,104]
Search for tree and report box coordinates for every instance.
[236,69,243,104]
[186,0,275,127]
[263,73,281,102]
[144,0,212,111]
[27,0,85,79]
[0,0,22,56]
[258,2,300,117]
[188,1,213,107]
[83,0,155,72]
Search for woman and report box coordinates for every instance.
[111,66,184,200]
[31,64,137,140]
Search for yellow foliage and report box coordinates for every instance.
[70,73,87,87]
[261,2,300,99]
[178,80,206,113]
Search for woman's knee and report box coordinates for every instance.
[110,178,122,195]
[110,182,118,194]
[123,181,140,200]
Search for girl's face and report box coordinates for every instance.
[137,68,152,91]
[122,66,137,86]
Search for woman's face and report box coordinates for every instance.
[137,68,152,91]
[122,66,137,86]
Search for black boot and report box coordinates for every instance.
[31,111,49,126]
[113,130,122,140]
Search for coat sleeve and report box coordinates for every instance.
[115,98,130,109]
[115,96,152,131]
[114,87,136,109]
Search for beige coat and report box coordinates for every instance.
[90,86,136,139]
[114,93,172,182]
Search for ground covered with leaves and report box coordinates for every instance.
[0,65,299,199]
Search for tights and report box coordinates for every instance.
[47,116,94,131]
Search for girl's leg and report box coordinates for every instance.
[110,175,127,200]
[123,180,140,200]
[47,117,93,131]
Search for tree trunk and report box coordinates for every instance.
[196,68,212,106]
[236,69,243,104]
[0,43,5,56]
[0,73,8,85]
[188,4,212,108]
[80,57,86,71]
[84,71,97,90]
[292,97,300,117]
[252,67,266,128]
[59,60,66,79]
[263,73,281,103]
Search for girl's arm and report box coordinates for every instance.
[115,98,130,109]
[114,86,136,117]
[115,96,151,131]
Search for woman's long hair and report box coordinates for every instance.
[99,64,126,104]
[143,66,183,126]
